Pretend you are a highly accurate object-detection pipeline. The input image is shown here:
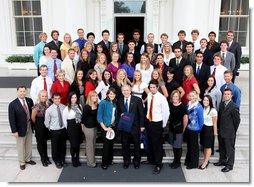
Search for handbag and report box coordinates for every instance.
[118,112,135,133]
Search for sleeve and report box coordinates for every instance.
[97,101,105,124]
[44,108,51,129]
[8,103,17,133]
[51,82,57,95]
[137,98,145,127]
[215,89,222,110]
[30,79,37,104]
[210,108,218,117]
[33,45,39,66]
[235,44,242,70]
[234,86,241,108]
[231,105,240,132]
[85,81,94,98]
[62,107,68,128]
[231,54,236,71]
[197,105,204,130]
[161,96,170,128]
[95,81,103,95]
[81,105,90,124]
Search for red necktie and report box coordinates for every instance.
[23,99,30,121]
[43,77,47,91]
[148,95,154,122]
[212,67,216,77]
[54,59,57,79]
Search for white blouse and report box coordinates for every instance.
[95,81,110,101]
[135,63,154,85]
[131,82,148,99]
[62,106,82,128]
[203,107,217,127]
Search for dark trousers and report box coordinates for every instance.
[218,135,235,169]
[50,129,67,164]
[121,129,140,166]
[185,129,199,168]
[101,129,114,166]
[147,121,163,168]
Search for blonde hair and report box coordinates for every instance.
[63,33,72,44]
[97,53,107,66]
[85,42,93,52]
[86,91,98,106]
[109,42,120,57]
[170,90,181,103]
[36,89,50,105]
[140,53,151,70]
[55,69,65,78]
[189,90,201,101]
[183,65,194,80]
[151,69,164,83]
[39,32,47,40]
[71,42,81,56]
[162,42,173,54]
[116,69,131,87]
[132,70,143,91]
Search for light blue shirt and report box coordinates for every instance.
[45,58,62,81]
[33,41,46,67]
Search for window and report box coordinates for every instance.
[12,0,43,46]
[114,1,146,13]
[219,0,249,46]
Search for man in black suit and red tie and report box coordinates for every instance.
[8,86,36,170]
[118,84,145,169]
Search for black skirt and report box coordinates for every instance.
[34,116,50,142]
[67,119,83,147]
[200,125,214,148]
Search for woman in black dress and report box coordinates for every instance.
[31,90,51,167]
[62,92,83,167]
[168,90,188,169]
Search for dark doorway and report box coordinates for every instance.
[115,17,144,43]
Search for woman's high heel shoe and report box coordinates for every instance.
[198,161,209,170]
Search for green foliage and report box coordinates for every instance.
[5,55,34,63]
[240,56,249,64]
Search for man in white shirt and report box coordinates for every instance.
[210,54,227,89]
[146,79,169,175]
[191,29,201,52]
[30,65,53,104]
[61,48,77,84]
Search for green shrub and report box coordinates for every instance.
[240,56,249,64]
[5,55,34,63]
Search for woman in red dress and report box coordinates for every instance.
[85,69,98,99]
[51,69,70,105]
[182,65,200,104]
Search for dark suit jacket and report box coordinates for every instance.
[134,40,145,54]
[46,40,63,60]
[218,100,240,139]
[117,96,145,132]
[195,48,213,66]
[118,43,129,63]
[228,41,242,70]
[207,41,220,55]
[97,40,111,55]
[172,40,188,53]
[8,97,34,137]
[193,63,210,97]
[169,57,190,85]
[182,52,196,65]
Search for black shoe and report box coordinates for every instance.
[153,166,161,175]
[61,160,67,167]
[221,166,232,172]
[20,165,25,170]
[46,158,52,165]
[55,162,63,169]
[186,166,195,170]
[42,161,48,167]
[25,160,36,165]
[123,164,129,169]
[77,160,81,166]
[171,162,181,169]
[198,162,209,170]
[134,164,140,169]
[169,162,176,168]
[214,162,225,166]
[101,165,108,170]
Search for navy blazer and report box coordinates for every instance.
[117,96,145,131]
[193,63,210,96]
[8,97,34,137]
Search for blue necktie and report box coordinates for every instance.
[125,98,128,112]
[197,65,200,76]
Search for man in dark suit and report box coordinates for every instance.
[169,47,190,85]
[226,31,242,82]
[182,42,196,65]
[46,30,63,60]
[172,30,188,53]
[118,84,145,169]
[127,40,141,64]
[207,31,220,56]
[132,29,145,54]
[8,86,36,170]
[117,33,128,63]
[214,88,240,172]
[195,38,213,66]
[97,29,111,55]
[193,51,210,99]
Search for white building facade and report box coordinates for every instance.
[0,0,249,62]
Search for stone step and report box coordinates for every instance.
[0,147,249,163]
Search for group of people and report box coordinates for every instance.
[8,28,242,175]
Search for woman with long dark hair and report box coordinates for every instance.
[77,49,93,80]
[121,52,135,82]
[70,69,85,108]
[84,69,98,99]
[95,69,113,100]
[62,92,83,167]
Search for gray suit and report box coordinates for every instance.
[216,51,236,71]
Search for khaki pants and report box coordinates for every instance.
[82,125,97,167]
[16,122,33,166]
